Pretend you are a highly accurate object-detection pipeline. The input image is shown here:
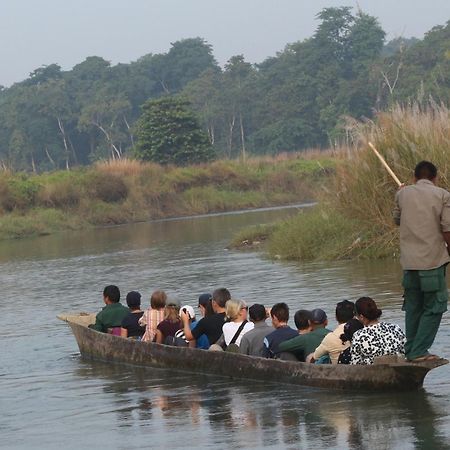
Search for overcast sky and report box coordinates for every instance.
[1,0,449,86]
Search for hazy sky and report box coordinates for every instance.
[1,0,449,86]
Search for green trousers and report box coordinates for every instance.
[402,264,448,360]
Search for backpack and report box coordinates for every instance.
[225,320,248,353]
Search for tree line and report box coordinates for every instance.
[0,7,449,170]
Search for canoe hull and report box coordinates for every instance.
[62,315,446,392]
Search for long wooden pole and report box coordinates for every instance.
[368,142,402,187]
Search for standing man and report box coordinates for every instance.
[393,161,450,362]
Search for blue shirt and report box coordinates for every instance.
[263,326,298,358]
[191,320,210,349]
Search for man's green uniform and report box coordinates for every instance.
[278,327,330,361]
[394,178,450,360]
[90,302,130,333]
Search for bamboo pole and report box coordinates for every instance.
[368,142,402,187]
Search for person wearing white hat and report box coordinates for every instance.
[175,304,209,349]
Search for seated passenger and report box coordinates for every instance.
[277,309,313,361]
[198,293,214,318]
[174,305,209,349]
[90,285,129,334]
[337,318,364,364]
[278,309,331,361]
[120,291,146,339]
[263,303,298,358]
[222,299,254,348]
[140,290,167,342]
[155,298,182,344]
[350,297,406,365]
[313,300,355,364]
[181,288,230,348]
[240,304,272,357]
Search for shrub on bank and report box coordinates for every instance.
[258,102,450,261]
[0,153,334,240]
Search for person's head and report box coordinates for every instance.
[335,300,355,324]
[212,288,231,311]
[126,291,141,311]
[294,309,312,331]
[225,299,248,322]
[198,293,214,317]
[309,309,328,329]
[165,298,181,322]
[340,318,364,343]
[414,161,437,182]
[355,297,382,325]
[103,285,120,304]
[249,304,267,323]
[180,305,195,322]
[150,290,167,310]
[270,302,289,328]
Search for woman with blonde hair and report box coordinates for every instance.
[222,299,254,347]
[139,290,167,342]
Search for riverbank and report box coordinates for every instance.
[230,103,450,261]
[0,153,335,240]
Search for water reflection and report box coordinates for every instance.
[73,360,449,449]
[0,205,306,263]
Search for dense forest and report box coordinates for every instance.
[0,7,449,171]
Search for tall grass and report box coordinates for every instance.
[0,153,334,240]
[262,102,450,261]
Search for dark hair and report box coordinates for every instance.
[270,302,289,323]
[340,318,364,343]
[150,290,167,309]
[103,285,120,303]
[198,293,214,317]
[126,291,141,310]
[414,161,437,180]
[355,297,382,321]
[212,288,231,308]
[249,304,266,322]
[336,300,355,324]
[294,310,311,330]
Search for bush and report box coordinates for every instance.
[37,178,81,208]
[0,175,40,211]
[268,208,361,261]
[85,171,128,203]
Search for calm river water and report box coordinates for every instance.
[1,205,449,450]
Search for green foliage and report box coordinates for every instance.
[0,208,81,240]
[228,223,277,250]
[0,13,447,170]
[0,175,40,211]
[85,172,128,203]
[268,208,361,260]
[134,97,215,165]
[262,102,450,261]
[0,154,333,240]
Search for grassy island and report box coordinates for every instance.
[230,103,450,261]
[0,154,334,240]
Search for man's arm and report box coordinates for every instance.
[89,312,105,332]
[393,191,401,226]
[278,335,301,353]
[443,232,450,255]
[313,338,328,360]
[441,192,450,253]
[262,337,271,358]
[180,311,195,341]
[239,335,250,355]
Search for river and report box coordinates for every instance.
[0,205,449,450]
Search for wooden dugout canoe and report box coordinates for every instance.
[59,313,448,392]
